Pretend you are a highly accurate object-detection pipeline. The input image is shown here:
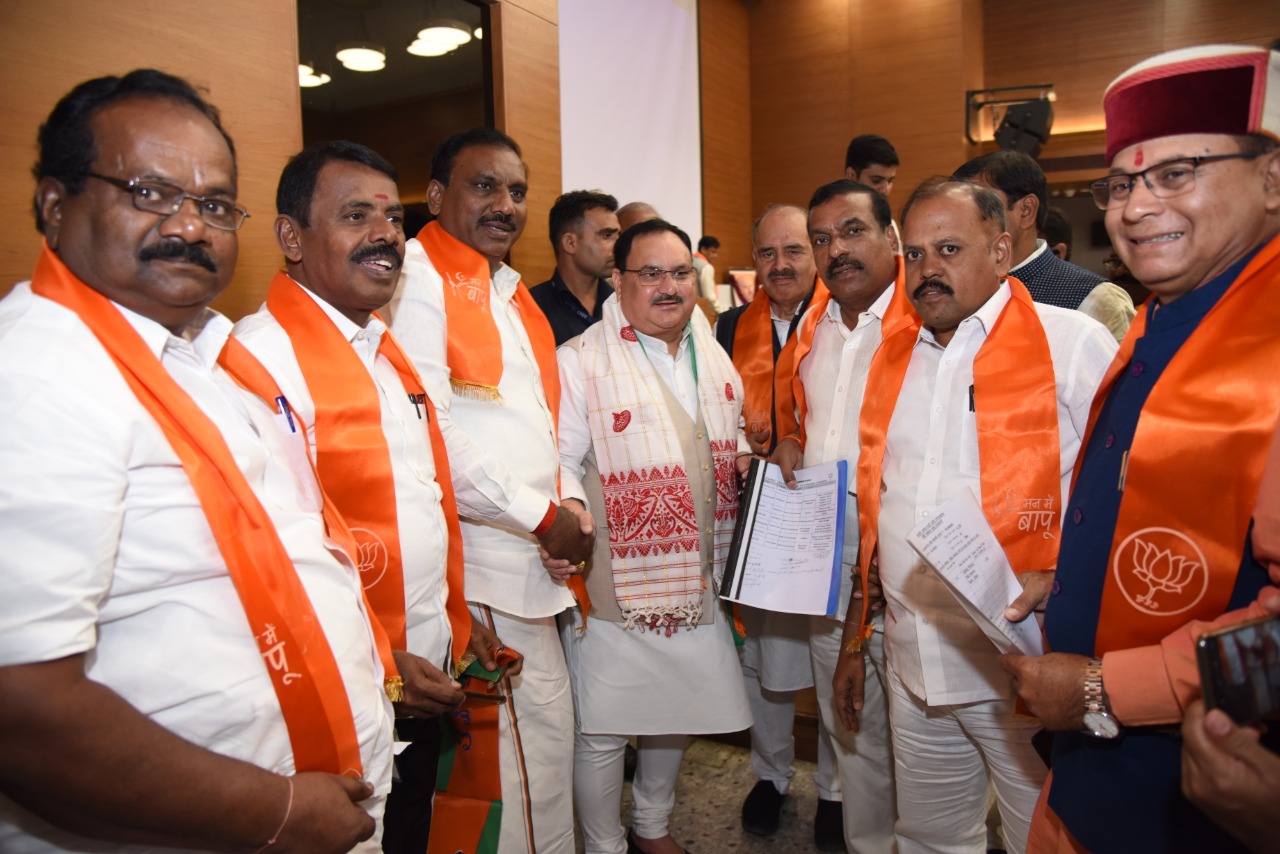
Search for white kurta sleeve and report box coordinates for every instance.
[555,340,592,508]
[387,241,552,532]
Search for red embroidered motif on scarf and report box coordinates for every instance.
[724,383,735,401]
[603,465,700,559]
[612,410,632,432]
[621,326,638,342]
[711,439,740,522]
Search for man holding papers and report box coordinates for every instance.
[837,179,1115,854]
[553,219,752,854]
[716,203,839,846]
[769,179,907,853]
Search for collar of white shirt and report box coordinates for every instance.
[291,276,388,357]
[822,278,896,330]
[633,322,692,362]
[116,300,231,366]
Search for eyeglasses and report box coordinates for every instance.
[88,172,250,231]
[1089,152,1262,210]
[622,266,696,285]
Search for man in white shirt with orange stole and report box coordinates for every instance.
[0,71,392,853]
[833,179,1116,854]
[771,179,908,853]
[231,140,510,852]
[386,128,592,854]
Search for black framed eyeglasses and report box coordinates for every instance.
[622,266,697,285]
[1088,152,1262,210]
[87,172,250,231]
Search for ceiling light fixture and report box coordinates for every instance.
[298,62,332,87]
[336,42,387,72]
[416,19,472,47]
[473,26,483,40]
[407,39,453,57]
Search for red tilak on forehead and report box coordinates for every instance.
[1134,146,1144,167]
[374,193,389,199]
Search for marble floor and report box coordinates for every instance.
[577,737,828,853]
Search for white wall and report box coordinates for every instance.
[558,0,704,243]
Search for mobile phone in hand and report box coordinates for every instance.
[1196,613,1280,725]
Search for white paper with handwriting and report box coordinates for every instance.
[906,487,1045,656]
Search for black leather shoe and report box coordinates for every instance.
[814,798,844,852]
[741,779,785,836]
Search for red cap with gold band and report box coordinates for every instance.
[1103,43,1280,164]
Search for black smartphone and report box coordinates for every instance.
[1196,613,1280,725]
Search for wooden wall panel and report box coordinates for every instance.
[1162,0,1280,53]
[0,0,302,320]
[749,0,852,218]
[985,0,1280,140]
[302,86,486,206]
[747,0,981,226]
[490,0,561,283]
[850,0,983,209]
[700,0,754,274]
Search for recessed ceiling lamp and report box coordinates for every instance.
[336,42,387,72]
[407,38,452,57]
[298,63,332,87]
[416,19,471,47]
[473,27,483,40]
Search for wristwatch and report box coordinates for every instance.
[1082,657,1120,739]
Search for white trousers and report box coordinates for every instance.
[476,605,576,854]
[810,614,898,854]
[886,667,1045,854]
[573,732,689,854]
[739,606,840,798]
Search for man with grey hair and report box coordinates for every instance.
[716,203,836,847]
[1002,42,1280,854]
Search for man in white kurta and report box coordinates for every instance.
[555,220,752,854]
[0,73,391,853]
[385,128,592,853]
[843,180,1116,854]
[771,180,904,853]
[231,141,474,852]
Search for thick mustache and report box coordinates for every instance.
[480,212,515,227]
[350,244,403,267]
[651,294,685,305]
[827,254,863,277]
[913,278,955,299]
[768,268,796,282]
[138,240,217,273]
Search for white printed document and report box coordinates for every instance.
[720,459,845,615]
[906,487,1045,656]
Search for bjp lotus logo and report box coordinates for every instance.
[1112,527,1208,616]
[349,527,388,589]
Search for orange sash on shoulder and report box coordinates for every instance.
[415,221,591,614]
[1085,236,1280,653]
[31,244,365,776]
[775,259,907,448]
[853,276,1061,646]
[235,272,471,671]
[416,221,558,410]
[731,289,785,436]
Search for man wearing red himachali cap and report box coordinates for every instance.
[999,42,1280,854]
